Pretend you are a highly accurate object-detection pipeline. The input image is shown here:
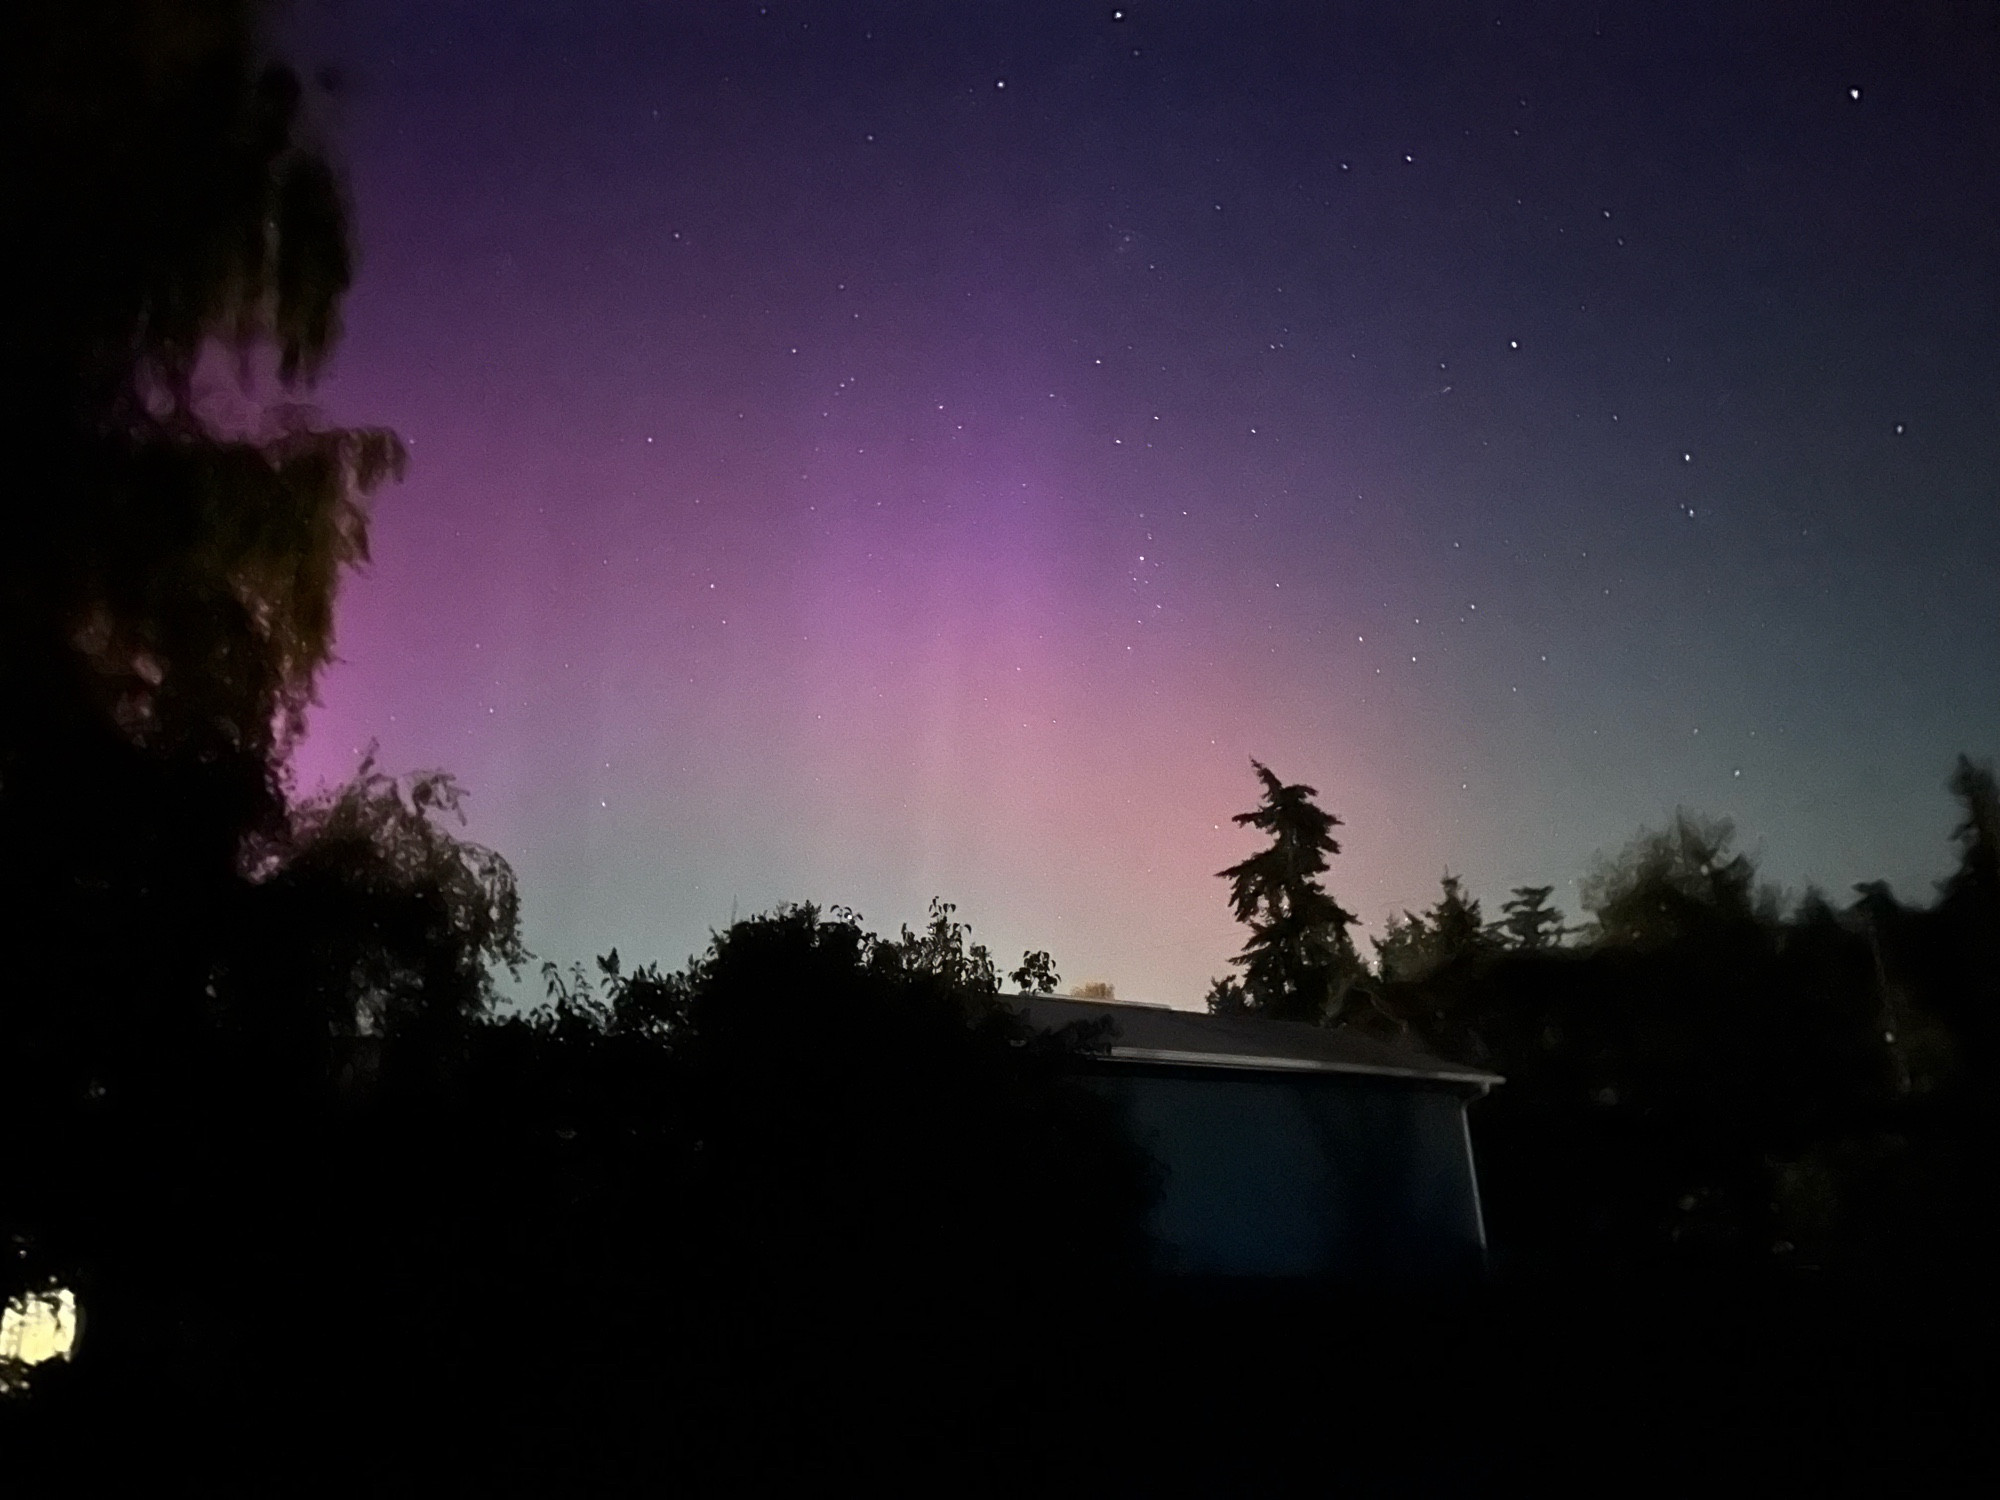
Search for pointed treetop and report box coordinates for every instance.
[1218,760,1345,925]
[1211,759,1362,1023]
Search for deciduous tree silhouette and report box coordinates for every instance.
[423,902,1153,1485]
[1370,809,1905,1279]
[0,0,403,1381]
[1011,949,1061,993]
[1578,809,1758,948]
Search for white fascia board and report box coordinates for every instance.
[1104,1046,1500,1088]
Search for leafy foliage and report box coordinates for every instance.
[1010,948,1061,993]
[319,902,1147,1480]
[1578,809,1759,948]
[232,753,525,1050]
[1359,776,2000,1285]
[0,0,406,1374]
[4,0,402,768]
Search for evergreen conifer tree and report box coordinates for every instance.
[1211,761,1362,1022]
[1372,872,1495,981]
[1426,872,1488,960]
[1495,884,1567,950]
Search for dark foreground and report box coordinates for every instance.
[8,1269,1994,1494]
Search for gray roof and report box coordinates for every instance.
[1008,995,1502,1088]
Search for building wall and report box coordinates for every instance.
[1088,1068,1486,1279]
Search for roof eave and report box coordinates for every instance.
[1098,1045,1503,1089]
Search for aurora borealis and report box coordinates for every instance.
[286,2,2000,1005]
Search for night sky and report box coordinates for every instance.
[284,1,2000,1006]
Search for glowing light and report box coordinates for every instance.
[1,1288,78,1386]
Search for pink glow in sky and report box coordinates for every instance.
[289,3,1997,1003]
[292,346,1435,1004]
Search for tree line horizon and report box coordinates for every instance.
[1196,752,1995,1017]
[900,752,1988,1028]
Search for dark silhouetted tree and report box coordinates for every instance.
[1885,754,2000,1193]
[1211,760,1363,1022]
[1494,884,1567,950]
[1428,872,1487,956]
[230,752,526,1052]
[0,0,402,1396]
[1579,809,1757,948]
[1010,950,1060,993]
[1374,871,1494,983]
[1371,913,1425,985]
[1940,754,2000,914]
[1204,974,1248,1014]
[3,0,400,765]
[1353,802,1931,1281]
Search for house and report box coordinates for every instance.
[1012,995,1501,1281]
